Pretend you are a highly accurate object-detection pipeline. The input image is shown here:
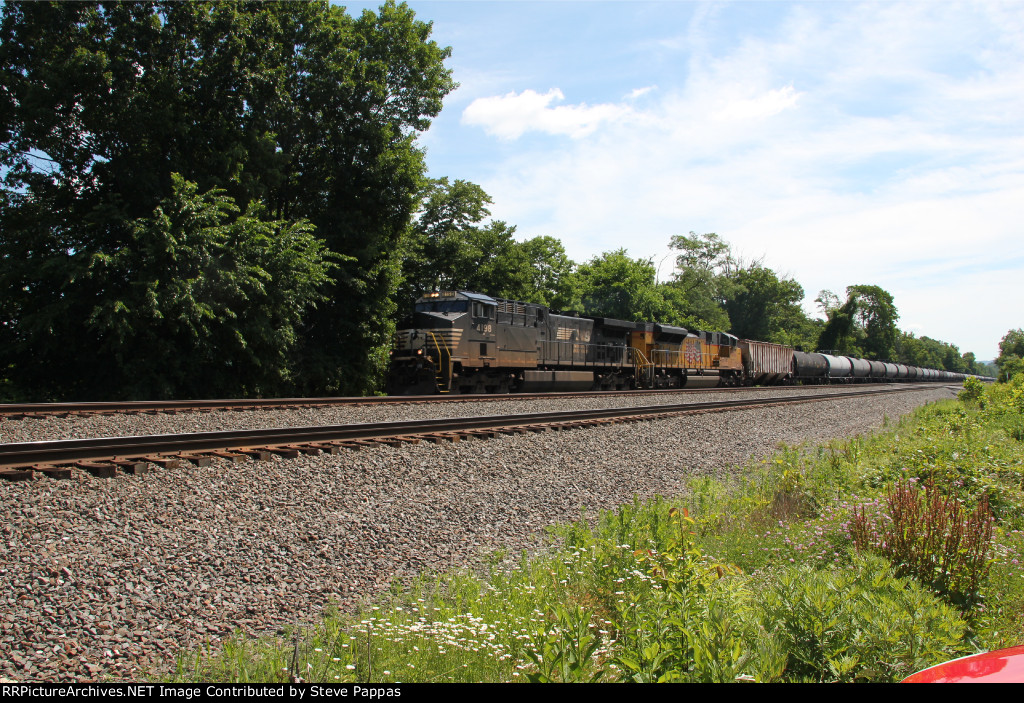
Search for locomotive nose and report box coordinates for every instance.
[414,311,462,328]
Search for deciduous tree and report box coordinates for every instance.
[0,1,454,399]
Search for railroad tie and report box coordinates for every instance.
[74,462,118,478]
[143,456,181,469]
[109,458,149,475]
[210,451,249,464]
[32,465,74,479]
[233,449,273,461]
[174,454,214,467]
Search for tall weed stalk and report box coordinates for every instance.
[851,481,994,608]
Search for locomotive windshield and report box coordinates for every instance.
[415,300,469,314]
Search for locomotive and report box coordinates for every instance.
[386,290,972,395]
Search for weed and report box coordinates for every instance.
[851,481,994,609]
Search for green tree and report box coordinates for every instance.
[847,285,899,360]
[91,175,337,398]
[725,265,816,347]
[817,285,898,359]
[996,329,1024,382]
[961,351,979,375]
[519,236,580,311]
[666,232,736,330]
[0,1,454,399]
[898,334,971,372]
[996,329,1024,366]
[401,177,497,297]
[576,250,679,323]
[401,178,532,301]
[400,179,580,310]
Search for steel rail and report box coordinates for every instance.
[0,382,949,418]
[0,385,945,471]
[0,387,765,417]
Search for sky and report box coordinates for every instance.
[339,0,1024,361]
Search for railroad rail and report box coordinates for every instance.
[0,384,950,480]
[0,382,944,419]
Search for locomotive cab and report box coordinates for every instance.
[388,291,501,394]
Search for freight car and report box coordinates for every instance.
[386,290,973,394]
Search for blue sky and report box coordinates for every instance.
[340,1,1024,361]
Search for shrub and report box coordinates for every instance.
[958,377,985,406]
[850,481,994,608]
[757,553,968,682]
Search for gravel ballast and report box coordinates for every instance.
[3,385,916,444]
[0,386,957,681]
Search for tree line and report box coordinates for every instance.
[399,182,986,375]
[0,2,1000,402]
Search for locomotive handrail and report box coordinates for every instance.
[630,347,655,387]
[427,330,453,393]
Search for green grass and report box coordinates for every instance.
[164,376,1024,683]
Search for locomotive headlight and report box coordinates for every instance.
[416,349,423,355]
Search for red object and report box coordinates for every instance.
[903,645,1024,682]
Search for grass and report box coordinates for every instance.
[165,376,1024,683]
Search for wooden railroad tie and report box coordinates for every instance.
[32,465,74,479]
[110,458,149,475]
[74,462,118,478]
[174,454,213,467]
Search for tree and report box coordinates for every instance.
[961,352,979,375]
[400,178,535,302]
[724,265,814,347]
[576,250,679,323]
[1,1,455,399]
[817,285,898,359]
[669,231,738,276]
[399,179,581,311]
[897,334,967,372]
[90,175,337,398]
[847,285,899,360]
[666,232,737,330]
[401,178,498,298]
[996,329,1024,382]
[996,329,1024,366]
[519,236,580,311]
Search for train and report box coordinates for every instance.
[386,290,979,395]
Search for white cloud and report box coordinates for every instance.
[625,85,657,100]
[446,2,1024,360]
[712,85,802,122]
[461,88,632,140]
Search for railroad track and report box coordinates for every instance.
[0,382,948,419]
[0,384,950,480]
